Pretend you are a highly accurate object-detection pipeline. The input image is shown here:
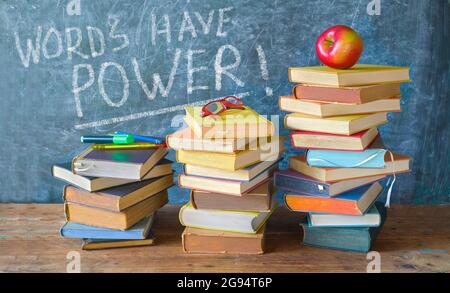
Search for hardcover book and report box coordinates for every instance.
[52,159,173,192]
[285,112,388,135]
[288,64,410,87]
[72,147,168,180]
[279,95,401,117]
[166,127,257,153]
[290,154,411,182]
[81,236,155,250]
[292,83,401,104]
[60,214,155,240]
[308,202,385,228]
[290,128,379,151]
[63,174,173,212]
[301,203,387,253]
[274,169,385,197]
[184,106,274,139]
[284,182,383,215]
[184,158,281,181]
[191,182,273,211]
[65,190,168,230]
[179,201,276,234]
[306,149,388,168]
[179,166,274,196]
[176,137,284,171]
[182,227,265,254]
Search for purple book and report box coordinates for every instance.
[274,169,384,197]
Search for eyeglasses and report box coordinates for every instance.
[201,96,245,117]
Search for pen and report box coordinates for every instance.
[115,131,163,145]
[81,134,135,144]
[91,143,165,150]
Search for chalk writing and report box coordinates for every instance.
[12,4,272,128]
[66,0,81,16]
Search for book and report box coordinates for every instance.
[63,174,173,212]
[279,95,401,118]
[290,153,411,182]
[306,149,388,168]
[285,182,382,215]
[184,158,281,181]
[288,64,410,87]
[301,204,387,253]
[179,201,276,233]
[72,147,168,180]
[60,214,155,239]
[308,202,385,228]
[285,112,387,135]
[191,182,273,211]
[166,128,257,153]
[182,227,265,254]
[52,159,173,192]
[292,83,401,104]
[179,166,274,196]
[65,190,168,230]
[290,128,379,151]
[184,106,274,139]
[81,237,155,250]
[176,137,284,171]
[274,169,385,197]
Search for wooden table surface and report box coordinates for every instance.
[0,204,449,273]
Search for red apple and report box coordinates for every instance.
[316,25,364,69]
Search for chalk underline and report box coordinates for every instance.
[73,92,251,130]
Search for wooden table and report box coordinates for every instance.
[0,204,449,273]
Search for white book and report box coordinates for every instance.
[179,200,276,234]
[308,204,382,228]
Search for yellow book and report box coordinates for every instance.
[179,201,276,234]
[288,64,410,87]
[279,96,401,118]
[176,137,285,171]
[285,112,387,135]
[184,106,274,139]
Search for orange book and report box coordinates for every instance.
[285,182,383,215]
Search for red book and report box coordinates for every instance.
[293,83,401,104]
[290,128,379,151]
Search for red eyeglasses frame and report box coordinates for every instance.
[200,96,246,117]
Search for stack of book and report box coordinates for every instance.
[167,105,284,254]
[53,145,173,250]
[276,64,412,252]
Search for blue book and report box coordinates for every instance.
[301,203,387,253]
[306,149,387,168]
[275,169,384,197]
[60,214,155,240]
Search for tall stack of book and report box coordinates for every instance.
[276,64,412,252]
[53,145,173,250]
[167,105,285,254]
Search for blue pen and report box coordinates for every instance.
[115,131,163,144]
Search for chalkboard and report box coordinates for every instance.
[0,0,448,204]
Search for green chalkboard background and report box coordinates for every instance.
[0,0,448,204]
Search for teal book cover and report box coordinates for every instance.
[300,203,387,253]
[306,149,387,168]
